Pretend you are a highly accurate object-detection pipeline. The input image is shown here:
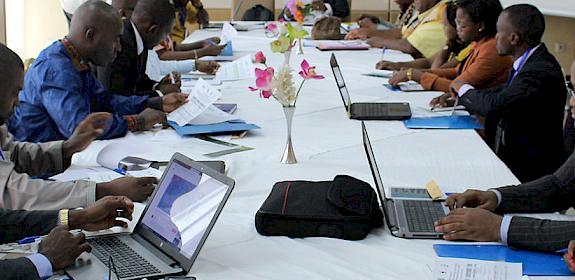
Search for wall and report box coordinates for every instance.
[0,0,6,44]
[542,15,575,72]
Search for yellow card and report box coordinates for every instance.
[426,180,444,200]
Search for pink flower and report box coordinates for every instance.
[265,23,278,33]
[298,60,325,80]
[249,67,275,99]
[255,51,266,64]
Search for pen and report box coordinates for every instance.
[169,72,176,84]
[18,236,42,245]
[557,248,569,254]
[381,47,387,61]
[113,168,126,176]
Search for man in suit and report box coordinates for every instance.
[98,0,182,97]
[0,196,135,279]
[451,4,566,183]
[0,42,155,210]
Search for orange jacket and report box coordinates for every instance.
[420,37,512,93]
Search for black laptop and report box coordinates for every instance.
[330,53,412,120]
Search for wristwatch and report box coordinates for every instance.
[59,209,69,226]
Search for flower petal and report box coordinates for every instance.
[300,60,310,73]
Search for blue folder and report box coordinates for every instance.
[169,120,259,136]
[404,115,484,129]
[221,41,233,56]
[433,244,572,276]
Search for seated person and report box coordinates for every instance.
[170,0,209,44]
[347,0,414,40]
[447,4,566,182]
[280,0,350,22]
[153,36,221,75]
[376,1,473,71]
[98,0,184,97]
[434,144,575,252]
[353,0,447,58]
[389,0,512,94]
[9,1,187,143]
[0,43,155,210]
[0,196,134,279]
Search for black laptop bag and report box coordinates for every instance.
[255,175,383,240]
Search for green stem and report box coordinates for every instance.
[293,79,306,107]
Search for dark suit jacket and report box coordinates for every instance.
[97,19,158,97]
[0,209,58,279]
[495,151,575,252]
[459,44,566,183]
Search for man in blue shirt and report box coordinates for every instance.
[9,1,187,142]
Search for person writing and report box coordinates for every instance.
[9,1,188,143]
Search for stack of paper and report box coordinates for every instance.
[432,258,523,280]
[215,55,255,81]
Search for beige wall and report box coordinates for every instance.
[5,0,575,70]
[0,0,6,44]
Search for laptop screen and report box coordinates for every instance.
[138,155,233,270]
[330,54,352,112]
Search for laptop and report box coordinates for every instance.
[361,122,449,238]
[330,53,412,120]
[66,153,235,279]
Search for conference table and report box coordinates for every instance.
[70,26,570,279]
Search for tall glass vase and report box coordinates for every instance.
[296,38,304,55]
[281,106,297,164]
[283,50,291,67]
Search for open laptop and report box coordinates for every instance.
[330,53,412,120]
[361,122,448,239]
[67,153,235,279]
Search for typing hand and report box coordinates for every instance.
[564,240,575,272]
[63,112,112,158]
[429,93,455,108]
[39,225,91,271]
[444,189,499,211]
[162,93,189,112]
[70,196,135,231]
[196,60,220,75]
[96,177,156,202]
[376,60,400,71]
[434,208,502,242]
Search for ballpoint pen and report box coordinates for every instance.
[18,236,42,245]
[381,47,387,61]
[170,72,176,84]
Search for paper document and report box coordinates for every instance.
[189,105,237,125]
[168,78,222,126]
[127,167,163,179]
[88,170,123,183]
[433,258,523,280]
[221,22,238,45]
[216,55,255,81]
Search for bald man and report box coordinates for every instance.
[0,42,157,210]
[99,0,182,97]
[9,0,187,143]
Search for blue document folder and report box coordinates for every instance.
[221,41,233,56]
[169,120,260,136]
[404,115,483,129]
[433,244,572,276]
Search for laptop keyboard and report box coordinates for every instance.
[403,200,446,233]
[361,104,387,116]
[89,236,162,279]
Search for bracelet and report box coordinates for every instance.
[59,209,69,226]
[406,68,413,81]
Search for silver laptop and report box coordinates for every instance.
[66,153,235,279]
[330,53,412,121]
[361,122,448,239]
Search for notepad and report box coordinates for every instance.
[169,120,260,136]
[404,116,484,129]
[433,244,572,276]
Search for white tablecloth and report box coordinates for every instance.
[70,28,572,279]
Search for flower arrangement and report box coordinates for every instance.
[265,21,308,54]
[286,0,312,25]
[249,51,324,107]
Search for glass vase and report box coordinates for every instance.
[280,106,297,164]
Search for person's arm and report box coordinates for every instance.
[495,151,575,214]
[0,257,45,280]
[506,216,575,252]
[458,67,548,117]
[0,208,58,243]
[368,38,421,58]
[40,71,136,140]
[345,28,402,40]
[431,48,453,68]
[404,21,446,58]
[419,67,459,92]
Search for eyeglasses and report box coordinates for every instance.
[108,256,121,280]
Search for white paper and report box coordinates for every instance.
[96,141,155,170]
[51,166,112,181]
[181,78,222,89]
[199,55,238,62]
[221,22,238,45]
[215,55,255,81]
[127,168,164,179]
[433,258,523,280]
[168,78,222,126]
[188,105,237,125]
[88,170,123,183]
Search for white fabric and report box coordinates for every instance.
[131,21,144,55]
[68,27,559,279]
[146,50,196,81]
